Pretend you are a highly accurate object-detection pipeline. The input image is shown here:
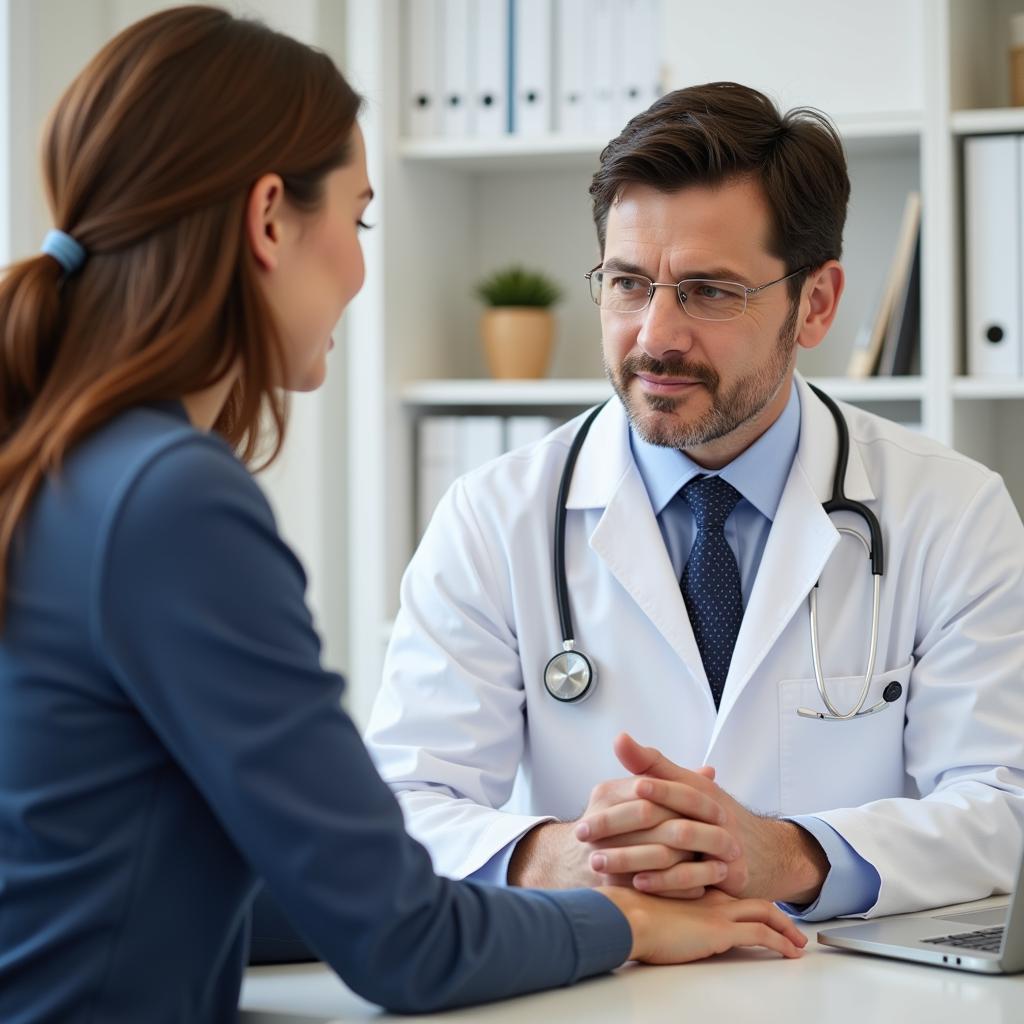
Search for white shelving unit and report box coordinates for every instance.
[341,0,1024,721]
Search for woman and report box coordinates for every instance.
[0,7,805,1022]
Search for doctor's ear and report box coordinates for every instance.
[246,173,287,272]
[795,261,844,352]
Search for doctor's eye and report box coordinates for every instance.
[357,219,373,232]
[693,282,730,300]
[607,274,647,292]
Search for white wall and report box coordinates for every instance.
[4,0,351,675]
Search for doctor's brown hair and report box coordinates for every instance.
[589,81,850,299]
[0,5,361,620]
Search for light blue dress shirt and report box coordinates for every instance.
[472,382,880,921]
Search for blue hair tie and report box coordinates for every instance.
[41,229,86,275]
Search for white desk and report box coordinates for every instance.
[239,899,1022,1024]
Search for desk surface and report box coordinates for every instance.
[239,898,1022,1024]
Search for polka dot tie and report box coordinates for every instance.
[680,475,744,709]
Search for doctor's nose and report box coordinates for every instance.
[635,284,698,362]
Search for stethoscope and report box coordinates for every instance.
[543,384,903,721]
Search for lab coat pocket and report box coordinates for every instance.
[778,659,912,816]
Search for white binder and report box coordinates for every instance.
[441,0,473,138]
[554,0,590,135]
[458,416,505,473]
[416,416,460,537]
[615,0,657,127]
[641,0,661,107]
[505,415,558,451]
[587,0,616,136]
[513,0,552,136]
[405,0,442,139]
[965,134,1022,377]
[473,0,510,137]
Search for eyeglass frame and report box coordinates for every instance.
[584,263,810,321]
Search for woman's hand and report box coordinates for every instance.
[597,887,807,964]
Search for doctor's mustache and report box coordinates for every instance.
[619,353,720,392]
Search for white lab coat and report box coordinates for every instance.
[366,375,1024,917]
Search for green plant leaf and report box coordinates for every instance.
[474,264,563,308]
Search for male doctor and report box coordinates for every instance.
[366,82,1024,920]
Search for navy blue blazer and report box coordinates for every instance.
[0,403,630,1023]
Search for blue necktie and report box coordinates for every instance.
[680,475,744,709]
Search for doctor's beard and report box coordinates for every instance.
[605,298,800,451]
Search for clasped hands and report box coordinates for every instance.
[573,733,825,905]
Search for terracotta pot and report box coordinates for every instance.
[480,307,554,379]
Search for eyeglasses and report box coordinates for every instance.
[585,264,809,321]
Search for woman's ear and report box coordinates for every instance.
[796,261,845,352]
[246,173,286,271]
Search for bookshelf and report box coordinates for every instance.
[339,0,1024,721]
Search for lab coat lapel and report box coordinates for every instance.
[712,376,874,731]
[568,402,715,708]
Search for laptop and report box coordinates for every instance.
[817,850,1024,974]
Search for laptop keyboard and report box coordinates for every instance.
[922,926,1004,953]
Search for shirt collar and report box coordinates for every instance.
[629,379,801,521]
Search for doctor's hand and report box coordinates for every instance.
[572,757,744,899]
[595,733,829,905]
[507,767,735,895]
[597,887,806,964]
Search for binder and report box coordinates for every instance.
[458,416,505,473]
[554,0,590,134]
[847,191,921,378]
[405,0,442,139]
[640,0,661,108]
[416,416,459,536]
[473,0,510,137]
[505,415,558,451]
[512,0,552,136]
[441,0,473,138]
[965,135,1022,377]
[587,0,616,136]
[616,0,657,127]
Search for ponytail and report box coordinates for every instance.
[0,254,65,438]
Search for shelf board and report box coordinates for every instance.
[402,375,925,408]
[950,107,1024,135]
[808,376,926,402]
[397,115,922,170]
[398,135,606,171]
[402,378,612,406]
[952,377,1024,399]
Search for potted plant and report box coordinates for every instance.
[474,265,563,379]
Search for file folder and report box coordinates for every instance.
[513,0,553,135]
[555,0,590,134]
[964,134,1022,377]
[588,0,616,136]
[441,0,473,138]
[405,0,442,138]
[473,0,511,137]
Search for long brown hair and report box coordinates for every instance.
[590,82,850,299]
[0,5,361,616]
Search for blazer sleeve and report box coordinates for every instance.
[93,437,631,1013]
[365,474,558,879]
[813,470,1024,917]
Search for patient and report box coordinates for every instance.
[0,7,804,1023]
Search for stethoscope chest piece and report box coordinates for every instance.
[544,646,595,702]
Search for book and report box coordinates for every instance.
[846,190,921,378]
[876,228,920,376]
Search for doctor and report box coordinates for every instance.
[366,82,1024,920]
